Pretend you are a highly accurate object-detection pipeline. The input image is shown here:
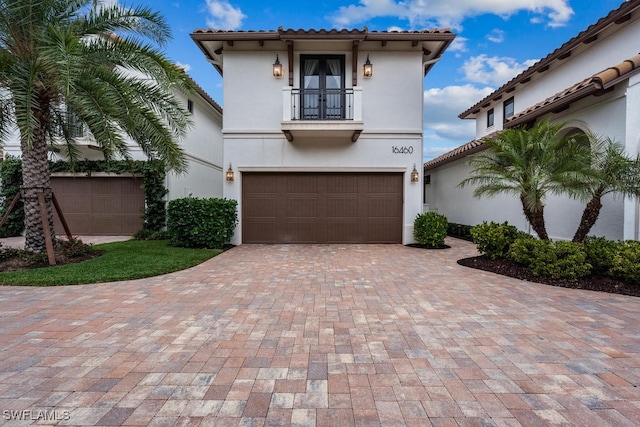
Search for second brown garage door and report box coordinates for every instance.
[242,172,403,243]
[51,177,145,235]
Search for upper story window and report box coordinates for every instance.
[187,99,194,114]
[503,97,514,123]
[53,110,85,138]
[487,108,494,128]
[300,55,345,120]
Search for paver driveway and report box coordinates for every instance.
[1,239,639,426]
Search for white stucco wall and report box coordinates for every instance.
[434,11,640,241]
[428,87,630,241]
[166,91,223,199]
[2,86,224,202]
[426,157,624,241]
[473,14,640,139]
[221,44,428,245]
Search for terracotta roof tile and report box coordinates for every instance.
[191,27,454,40]
[459,0,640,119]
[426,52,640,171]
[506,52,640,128]
[423,135,495,171]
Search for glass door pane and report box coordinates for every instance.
[300,56,344,120]
[302,59,320,119]
[325,59,343,119]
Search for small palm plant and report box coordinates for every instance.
[459,120,593,240]
[572,134,640,242]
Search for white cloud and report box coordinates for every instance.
[461,54,538,86]
[175,62,191,72]
[486,28,504,43]
[330,0,573,30]
[423,144,459,160]
[422,84,494,158]
[448,36,468,52]
[205,0,246,30]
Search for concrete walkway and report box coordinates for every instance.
[0,239,639,426]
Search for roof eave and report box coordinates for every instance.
[458,0,640,119]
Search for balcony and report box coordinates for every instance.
[281,87,363,142]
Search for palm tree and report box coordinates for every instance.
[0,0,193,253]
[572,135,640,242]
[459,120,592,240]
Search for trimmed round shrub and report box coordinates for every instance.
[167,197,238,249]
[413,212,448,247]
[508,238,591,281]
[583,236,618,275]
[609,240,640,284]
[471,221,529,260]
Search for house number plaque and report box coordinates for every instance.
[392,146,414,154]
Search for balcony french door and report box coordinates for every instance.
[300,55,345,120]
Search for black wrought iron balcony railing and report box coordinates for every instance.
[289,88,355,121]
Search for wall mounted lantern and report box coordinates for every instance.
[226,163,235,181]
[410,164,420,183]
[273,55,283,78]
[363,55,373,78]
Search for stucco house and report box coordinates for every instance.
[424,0,640,241]
[2,80,223,235]
[191,27,455,245]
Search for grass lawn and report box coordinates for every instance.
[0,240,222,286]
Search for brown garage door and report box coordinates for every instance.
[243,172,403,243]
[51,177,144,235]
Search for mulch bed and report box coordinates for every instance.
[0,250,103,272]
[405,243,451,250]
[458,255,640,297]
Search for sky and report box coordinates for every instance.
[121,0,626,161]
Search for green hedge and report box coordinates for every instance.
[0,156,24,237]
[508,238,592,281]
[610,241,640,284]
[167,197,238,249]
[583,236,618,275]
[413,212,448,247]
[447,222,473,241]
[471,221,529,260]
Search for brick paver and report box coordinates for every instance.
[1,238,639,426]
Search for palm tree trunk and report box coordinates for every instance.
[572,196,603,243]
[520,196,549,240]
[20,101,56,254]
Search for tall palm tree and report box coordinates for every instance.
[0,0,193,253]
[459,120,592,240]
[572,135,640,242]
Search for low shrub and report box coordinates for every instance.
[609,240,640,284]
[133,229,171,241]
[583,236,618,275]
[0,243,19,262]
[413,212,448,247]
[471,221,529,260]
[57,237,94,258]
[447,223,473,241]
[167,197,238,249]
[0,156,24,237]
[508,238,591,280]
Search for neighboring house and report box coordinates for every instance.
[424,0,640,241]
[2,80,223,235]
[191,27,455,244]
